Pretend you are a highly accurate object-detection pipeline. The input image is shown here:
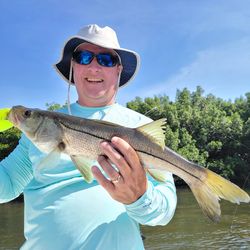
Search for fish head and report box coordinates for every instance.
[8,106,44,138]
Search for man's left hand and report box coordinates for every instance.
[91,136,147,204]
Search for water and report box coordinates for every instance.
[0,202,24,249]
[0,189,249,249]
[142,188,250,249]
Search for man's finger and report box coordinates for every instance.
[100,141,131,175]
[111,137,141,170]
[91,166,114,192]
[97,155,122,182]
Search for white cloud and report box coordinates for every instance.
[137,37,250,101]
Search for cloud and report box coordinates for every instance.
[137,37,250,101]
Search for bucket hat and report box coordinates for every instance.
[54,24,140,87]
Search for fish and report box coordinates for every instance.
[7,105,250,222]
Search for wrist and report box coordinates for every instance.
[124,181,153,209]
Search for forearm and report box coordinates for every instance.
[0,135,33,203]
[125,173,177,226]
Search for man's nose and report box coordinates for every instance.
[87,57,101,71]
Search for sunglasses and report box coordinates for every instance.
[72,50,119,67]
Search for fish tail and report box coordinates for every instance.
[186,167,250,222]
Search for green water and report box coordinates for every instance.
[0,201,24,249]
[0,188,249,249]
[142,188,250,249]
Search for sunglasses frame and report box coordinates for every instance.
[72,50,119,67]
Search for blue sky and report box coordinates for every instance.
[1,0,250,109]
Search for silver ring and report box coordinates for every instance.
[111,174,121,184]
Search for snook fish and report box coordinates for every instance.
[8,105,250,222]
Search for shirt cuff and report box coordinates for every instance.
[125,180,154,211]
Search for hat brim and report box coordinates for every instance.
[54,37,140,88]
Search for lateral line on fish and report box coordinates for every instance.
[139,151,200,180]
[60,121,200,180]
[60,122,109,141]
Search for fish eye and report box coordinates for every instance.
[24,110,32,118]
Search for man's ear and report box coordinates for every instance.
[118,64,123,75]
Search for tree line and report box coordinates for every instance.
[127,86,250,187]
[1,86,249,187]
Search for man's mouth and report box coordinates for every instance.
[85,78,104,83]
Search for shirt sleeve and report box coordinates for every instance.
[125,172,177,226]
[0,135,33,203]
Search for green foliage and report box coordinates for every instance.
[127,86,250,186]
[0,127,21,161]
[45,102,66,111]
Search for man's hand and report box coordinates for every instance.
[91,136,147,204]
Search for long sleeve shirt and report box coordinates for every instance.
[0,102,177,250]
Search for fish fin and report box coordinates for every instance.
[70,155,94,183]
[33,148,61,180]
[187,168,250,222]
[188,179,222,222]
[0,108,13,132]
[205,169,250,203]
[137,118,166,149]
[147,169,169,182]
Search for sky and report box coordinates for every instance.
[1,0,250,109]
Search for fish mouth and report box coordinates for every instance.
[8,112,19,126]
[85,77,104,83]
[8,108,25,127]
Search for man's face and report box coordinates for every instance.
[72,43,122,107]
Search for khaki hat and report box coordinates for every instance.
[54,24,140,87]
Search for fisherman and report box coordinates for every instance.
[0,24,177,249]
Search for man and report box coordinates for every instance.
[0,24,177,249]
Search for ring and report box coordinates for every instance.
[111,174,121,184]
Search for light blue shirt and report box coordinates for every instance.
[0,103,177,250]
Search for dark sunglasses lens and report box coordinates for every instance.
[73,51,93,65]
[97,54,118,67]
